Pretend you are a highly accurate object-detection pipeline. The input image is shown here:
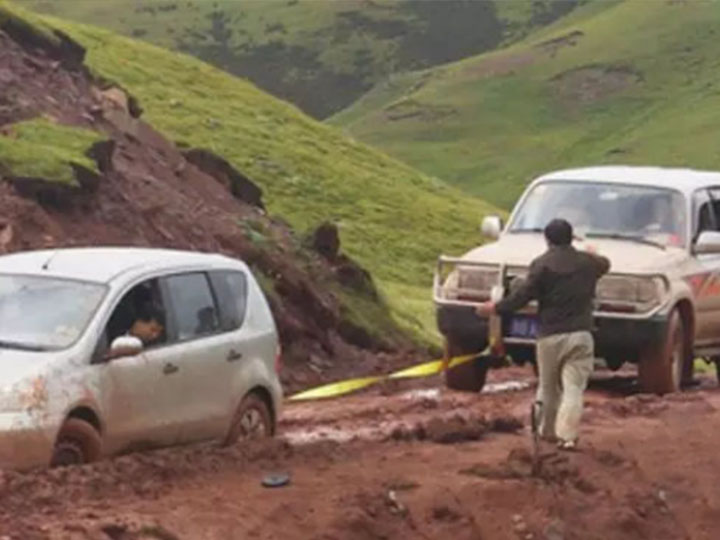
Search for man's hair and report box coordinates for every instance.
[136,301,163,324]
[544,218,573,246]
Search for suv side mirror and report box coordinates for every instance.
[106,335,144,360]
[694,230,720,254]
[481,215,503,240]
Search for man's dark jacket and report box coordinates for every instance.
[495,245,611,338]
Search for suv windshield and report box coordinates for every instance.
[509,181,687,247]
[0,275,106,351]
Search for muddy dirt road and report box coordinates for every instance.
[2,367,720,540]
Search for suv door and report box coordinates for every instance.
[161,271,238,443]
[96,278,185,455]
[691,188,720,346]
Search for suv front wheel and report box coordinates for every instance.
[444,339,489,392]
[638,310,689,395]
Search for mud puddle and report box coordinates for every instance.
[398,380,531,402]
[283,378,531,445]
[283,411,524,445]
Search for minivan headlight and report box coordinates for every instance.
[596,275,667,312]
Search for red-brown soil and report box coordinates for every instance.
[1,368,719,539]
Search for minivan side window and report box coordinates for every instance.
[164,273,219,341]
[208,270,248,332]
[98,278,168,358]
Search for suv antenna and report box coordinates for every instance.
[41,250,59,271]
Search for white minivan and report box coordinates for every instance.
[0,247,282,470]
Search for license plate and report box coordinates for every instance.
[508,316,538,338]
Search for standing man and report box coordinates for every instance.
[477,219,610,450]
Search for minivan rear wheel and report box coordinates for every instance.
[51,418,102,467]
[224,393,273,446]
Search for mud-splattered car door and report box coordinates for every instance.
[96,277,186,455]
[691,188,720,346]
[99,346,187,455]
[159,272,234,443]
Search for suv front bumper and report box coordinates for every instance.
[436,303,668,356]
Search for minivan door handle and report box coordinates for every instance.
[227,349,243,362]
[163,362,179,375]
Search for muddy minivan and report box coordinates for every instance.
[0,247,282,470]
[435,166,720,394]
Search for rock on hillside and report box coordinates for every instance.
[0,17,421,392]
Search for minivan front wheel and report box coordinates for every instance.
[224,393,273,446]
[51,418,102,467]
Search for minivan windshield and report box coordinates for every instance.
[509,181,687,248]
[0,275,106,351]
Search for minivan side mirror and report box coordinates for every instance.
[481,215,503,240]
[694,230,720,255]
[106,335,144,360]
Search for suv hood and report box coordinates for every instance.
[461,233,686,274]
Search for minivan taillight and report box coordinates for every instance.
[275,345,282,374]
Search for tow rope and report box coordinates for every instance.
[287,350,489,402]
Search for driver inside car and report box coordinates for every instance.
[128,303,165,346]
[634,195,684,246]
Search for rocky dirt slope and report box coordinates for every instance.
[0,16,421,393]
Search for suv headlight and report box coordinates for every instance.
[445,265,499,301]
[596,275,667,313]
[440,265,499,301]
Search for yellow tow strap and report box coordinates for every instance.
[287,352,485,402]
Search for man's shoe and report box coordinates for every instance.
[557,439,578,451]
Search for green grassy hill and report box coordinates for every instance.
[2,1,499,345]
[331,0,720,209]
[21,0,583,118]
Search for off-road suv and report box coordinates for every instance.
[435,166,720,394]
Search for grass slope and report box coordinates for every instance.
[2,1,499,345]
[0,119,102,186]
[21,0,583,118]
[332,0,720,209]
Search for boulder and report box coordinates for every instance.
[183,148,264,210]
[312,221,340,260]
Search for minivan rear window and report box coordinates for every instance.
[209,271,248,332]
[165,273,220,341]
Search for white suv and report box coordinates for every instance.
[435,166,720,395]
[0,247,282,470]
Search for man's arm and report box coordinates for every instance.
[477,259,543,316]
[496,259,543,314]
[584,245,610,277]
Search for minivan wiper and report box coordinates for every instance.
[0,340,48,352]
[585,232,666,250]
